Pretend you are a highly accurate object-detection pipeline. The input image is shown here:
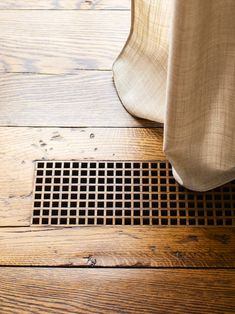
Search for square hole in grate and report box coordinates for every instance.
[32,161,235,226]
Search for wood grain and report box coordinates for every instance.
[0,11,130,73]
[0,72,159,127]
[0,227,234,267]
[0,0,130,10]
[0,268,234,314]
[0,127,164,226]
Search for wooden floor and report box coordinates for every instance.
[0,1,234,313]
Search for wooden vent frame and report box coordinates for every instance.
[32,161,235,226]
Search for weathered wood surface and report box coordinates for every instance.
[0,268,234,314]
[0,4,234,311]
[0,227,234,267]
[0,127,164,226]
[0,73,159,127]
[0,11,130,73]
[0,0,130,10]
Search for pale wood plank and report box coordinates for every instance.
[0,73,159,127]
[0,0,130,10]
[0,268,234,314]
[0,11,130,73]
[0,127,164,226]
[0,227,234,267]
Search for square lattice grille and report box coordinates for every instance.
[32,161,235,226]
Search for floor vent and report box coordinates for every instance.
[32,161,235,226]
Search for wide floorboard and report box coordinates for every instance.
[0,0,130,10]
[0,227,234,267]
[0,268,234,314]
[0,72,158,127]
[0,11,130,73]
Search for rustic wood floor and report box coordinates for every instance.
[0,1,234,313]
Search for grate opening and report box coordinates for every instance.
[32,161,235,226]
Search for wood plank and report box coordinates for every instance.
[0,268,234,313]
[0,73,159,127]
[0,11,130,73]
[0,127,164,226]
[0,227,234,267]
[0,0,130,10]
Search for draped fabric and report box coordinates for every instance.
[113,0,235,191]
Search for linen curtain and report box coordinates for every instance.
[113,0,235,191]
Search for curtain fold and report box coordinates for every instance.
[113,0,235,191]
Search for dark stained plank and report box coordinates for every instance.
[0,227,234,267]
[0,11,130,73]
[0,0,130,10]
[0,72,159,127]
[0,127,164,226]
[0,268,234,314]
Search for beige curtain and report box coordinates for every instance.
[113,0,235,191]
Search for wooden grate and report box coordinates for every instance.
[32,161,235,226]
